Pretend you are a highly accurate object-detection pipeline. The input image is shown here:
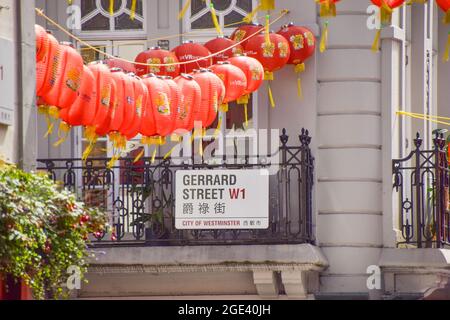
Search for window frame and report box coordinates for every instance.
[73,0,147,40]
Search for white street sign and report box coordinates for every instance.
[175,169,269,230]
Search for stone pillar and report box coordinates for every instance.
[316,0,384,295]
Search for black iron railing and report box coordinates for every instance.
[393,132,450,248]
[37,128,315,247]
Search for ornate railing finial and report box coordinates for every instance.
[299,128,311,146]
[413,132,422,149]
[280,128,289,146]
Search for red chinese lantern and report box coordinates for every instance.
[134,47,181,78]
[57,65,96,147]
[123,74,148,140]
[142,74,174,137]
[109,71,138,165]
[204,37,244,65]
[192,69,223,129]
[172,41,212,74]
[59,65,96,128]
[104,57,136,74]
[35,25,49,63]
[245,31,290,107]
[277,23,316,98]
[173,74,202,132]
[370,0,405,51]
[37,33,62,99]
[230,23,264,47]
[108,68,128,133]
[82,62,114,160]
[209,62,247,111]
[162,76,181,135]
[227,55,264,126]
[43,42,84,110]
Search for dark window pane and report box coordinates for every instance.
[126,0,143,16]
[81,0,97,17]
[191,12,214,29]
[224,11,246,27]
[100,0,121,13]
[236,0,253,12]
[82,13,110,31]
[226,94,253,130]
[191,0,207,16]
[212,0,233,11]
[115,13,143,30]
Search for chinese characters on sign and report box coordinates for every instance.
[175,169,269,230]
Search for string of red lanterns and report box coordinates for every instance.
[35,20,316,162]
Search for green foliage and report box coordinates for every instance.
[0,163,108,299]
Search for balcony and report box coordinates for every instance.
[392,132,450,248]
[37,128,315,247]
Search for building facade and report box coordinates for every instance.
[1,0,450,299]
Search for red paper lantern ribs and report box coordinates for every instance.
[134,47,180,78]
[35,25,49,63]
[142,74,174,137]
[209,62,247,111]
[104,57,136,74]
[245,32,291,79]
[59,65,96,127]
[172,41,212,74]
[227,55,264,98]
[204,37,244,65]
[230,23,264,47]
[42,42,84,110]
[173,74,202,132]
[192,69,224,128]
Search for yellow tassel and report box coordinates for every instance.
[133,148,145,164]
[294,63,305,99]
[210,3,223,37]
[320,21,328,53]
[237,94,250,105]
[244,4,262,23]
[219,103,229,112]
[214,115,222,138]
[178,0,191,20]
[151,147,157,164]
[445,10,450,25]
[443,32,450,62]
[265,15,271,46]
[109,0,114,15]
[67,0,72,4]
[297,78,303,99]
[268,82,275,108]
[82,125,98,161]
[130,0,137,20]
[260,0,275,11]
[372,29,381,52]
[53,121,71,147]
[318,0,336,18]
[244,104,249,128]
[107,154,120,169]
[264,71,274,81]
[380,2,393,26]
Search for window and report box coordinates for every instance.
[76,0,146,36]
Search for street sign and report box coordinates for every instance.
[175,169,269,230]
